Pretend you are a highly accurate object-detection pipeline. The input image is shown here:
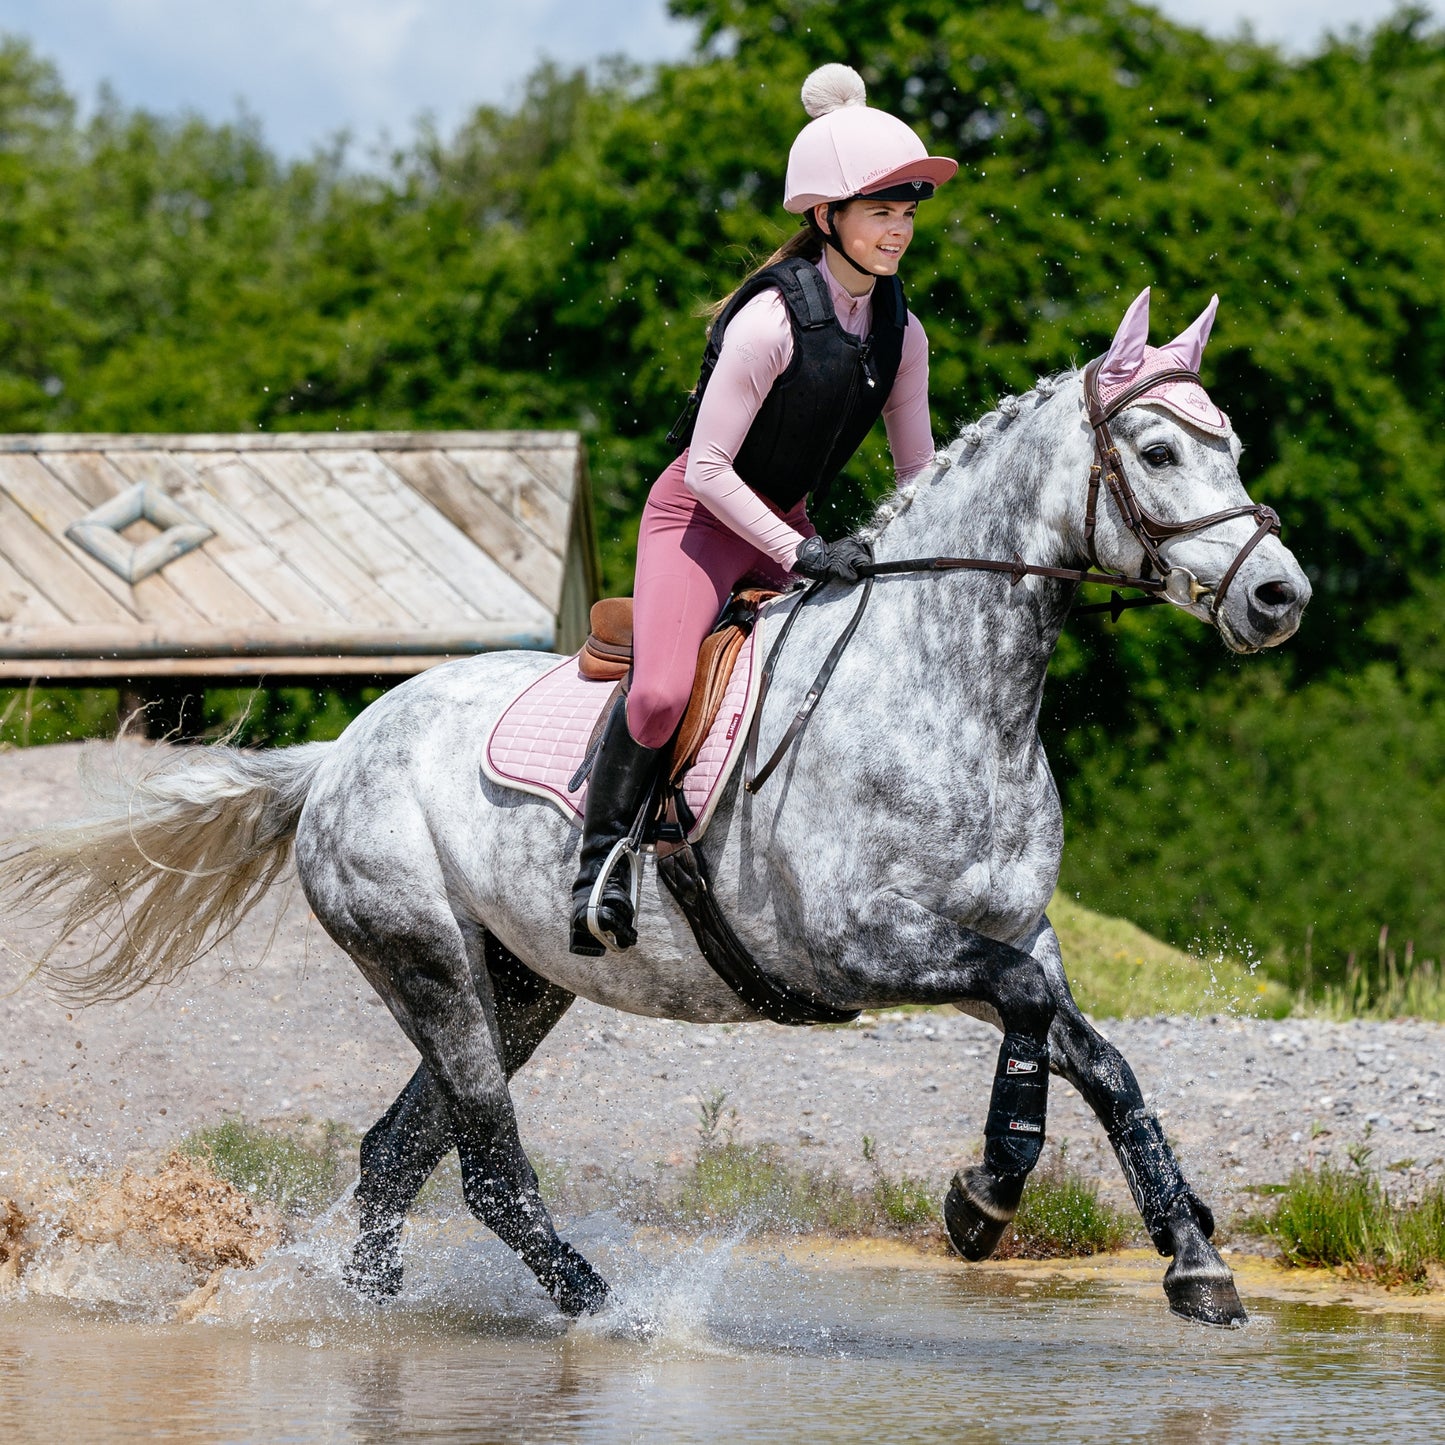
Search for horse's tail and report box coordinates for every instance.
[0,738,331,1003]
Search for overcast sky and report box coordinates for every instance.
[0,0,1428,158]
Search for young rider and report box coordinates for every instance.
[570,63,958,955]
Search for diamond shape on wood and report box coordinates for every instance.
[65,483,214,583]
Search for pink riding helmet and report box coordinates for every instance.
[784,64,958,213]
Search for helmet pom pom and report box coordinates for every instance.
[800,64,867,118]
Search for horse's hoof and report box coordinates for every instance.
[344,1241,403,1300]
[545,1242,611,1317]
[1163,1256,1248,1328]
[944,1168,1014,1262]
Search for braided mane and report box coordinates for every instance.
[864,371,1076,540]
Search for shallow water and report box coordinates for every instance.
[3,1216,1442,1443]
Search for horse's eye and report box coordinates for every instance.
[1142,444,1175,468]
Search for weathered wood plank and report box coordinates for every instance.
[0,654,469,680]
[308,450,552,629]
[0,483,138,625]
[39,451,274,626]
[0,548,68,627]
[106,451,350,626]
[0,622,551,659]
[0,655,470,680]
[444,448,571,556]
[384,450,564,610]
[0,454,207,626]
[515,446,581,505]
[196,451,451,627]
[239,450,480,624]
[0,431,582,454]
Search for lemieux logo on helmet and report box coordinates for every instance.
[1006,1057,1039,1075]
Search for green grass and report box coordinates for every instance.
[179,1117,359,1217]
[1259,1156,1445,1288]
[666,1112,940,1237]
[675,1141,876,1232]
[1049,891,1291,1020]
[1301,929,1445,1022]
[671,1139,1131,1259]
[1002,1160,1133,1258]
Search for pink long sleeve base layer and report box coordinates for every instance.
[682,259,934,568]
[626,260,934,749]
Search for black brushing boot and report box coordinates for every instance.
[569,697,663,955]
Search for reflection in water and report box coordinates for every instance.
[1,1217,1443,1443]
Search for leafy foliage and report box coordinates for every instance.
[1,3,1444,988]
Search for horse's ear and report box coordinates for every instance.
[1099,288,1151,385]
[1157,294,1219,373]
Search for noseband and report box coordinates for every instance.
[744,360,1286,792]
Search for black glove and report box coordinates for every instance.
[793,534,874,584]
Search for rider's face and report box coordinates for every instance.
[819,200,917,285]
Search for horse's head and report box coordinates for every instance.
[1081,289,1310,653]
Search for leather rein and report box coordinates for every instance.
[744,360,1283,793]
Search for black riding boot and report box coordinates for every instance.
[569,698,663,956]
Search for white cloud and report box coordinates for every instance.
[0,0,1431,158]
[0,0,696,154]
[1154,0,1427,47]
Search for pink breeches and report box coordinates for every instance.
[626,454,811,748]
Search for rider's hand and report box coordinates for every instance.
[792,534,874,584]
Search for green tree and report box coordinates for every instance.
[2,4,1444,983]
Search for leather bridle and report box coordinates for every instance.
[1079,355,1281,622]
[743,359,1286,793]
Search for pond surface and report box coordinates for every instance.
[2,1217,1442,1443]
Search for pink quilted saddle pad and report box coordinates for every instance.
[482,631,762,842]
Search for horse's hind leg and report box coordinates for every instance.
[1030,920,1246,1327]
[347,932,576,1299]
[341,907,601,1316]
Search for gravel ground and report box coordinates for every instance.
[2,742,1442,1229]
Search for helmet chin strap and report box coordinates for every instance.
[819,202,878,280]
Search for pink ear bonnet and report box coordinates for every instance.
[1095,289,1230,436]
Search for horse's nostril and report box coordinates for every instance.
[1253,579,1296,610]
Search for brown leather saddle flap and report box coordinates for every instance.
[669,624,748,782]
[576,588,777,777]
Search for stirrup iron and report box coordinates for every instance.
[585,835,644,952]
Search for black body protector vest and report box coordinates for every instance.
[667,257,908,513]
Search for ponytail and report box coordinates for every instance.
[703,218,825,325]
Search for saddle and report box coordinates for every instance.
[482,587,860,1027]
[577,588,777,784]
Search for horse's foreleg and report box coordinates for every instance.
[1030,919,1246,1327]
[830,895,1056,1263]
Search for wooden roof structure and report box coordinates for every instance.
[0,431,601,683]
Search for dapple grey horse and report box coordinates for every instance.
[1,291,1309,1328]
